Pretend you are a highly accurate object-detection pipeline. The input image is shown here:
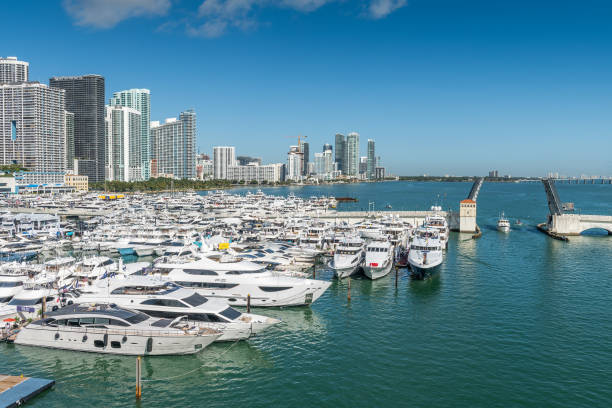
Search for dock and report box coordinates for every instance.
[0,375,55,408]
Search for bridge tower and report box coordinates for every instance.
[459,177,484,232]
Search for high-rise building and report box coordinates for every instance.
[236,156,261,166]
[301,141,309,175]
[359,156,368,176]
[213,146,236,179]
[64,111,75,171]
[227,163,285,183]
[367,139,375,180]
[0,82,66,172]
[105,105,142,182]
[110,89,151,180]
[323,143,332,153]
[334,133,345,174]
[50,75,105,182]
[0,57,28,84]
[150,110,196,179]
[286,146,303,181]
[314,148,334,180]
[346,132,360,177]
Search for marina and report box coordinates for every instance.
[0,181,611,407]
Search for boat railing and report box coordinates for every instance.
[31,323,212,337]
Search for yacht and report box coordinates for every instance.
[159,257,331,307]
[424,213,449,249]
[497,213,510,233]
[363,239,394,280]
[0,276,64,321]
[78,276,280,341]
[408,227,443,279]
[328,237,365,279]
[0,273,27,305]
[14,303,221,355]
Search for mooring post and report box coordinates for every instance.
[347,277,351,302]
[136,355,142,399]
[247,294,251,313]
[395,266,398,288]
[312,267,316,279]
[41,296,46,319]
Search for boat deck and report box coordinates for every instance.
[0,375,55,408]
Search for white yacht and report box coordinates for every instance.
[159,257,331,307]
[424,213,449,249]
[408,227,443,279]
[363,239,394,280]
[15,303,221,355]
[497,212,510,233]
[0,273,27,305]
[328,237,365,279]
[0,276,64,321]
[78,276,280,341]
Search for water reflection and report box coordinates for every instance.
[408,275,441,298]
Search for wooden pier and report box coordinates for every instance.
[0,375,54,408]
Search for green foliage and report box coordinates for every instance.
[90,177,232,192]
[0,164,28,173]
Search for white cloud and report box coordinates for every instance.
[367,0,406,19]
[63,0,171,28]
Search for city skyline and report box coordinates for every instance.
[2,1,612,177]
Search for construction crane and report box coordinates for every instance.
[284,135,308,152]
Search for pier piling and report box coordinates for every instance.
[136,356,142,399]
[347,278,351,302]
[395,267,398,288]
[247,294,251,313]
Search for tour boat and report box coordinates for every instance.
[15,303,221,355]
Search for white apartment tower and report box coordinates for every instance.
[213,146,236,179]
[346,132,360,177]
[0,82,66,172]
[286,146,303,181]
[0,57,29,84]
[150,110,196,179]
[105,105,142,182]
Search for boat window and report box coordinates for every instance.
[94,318,110,325]
[183,269,218,276]
[110,319,130,327]
[79,317,95,325]
[219,307,242,320]
[8,298,40,306]
[259,286,292,292]
[182,293,208,307]
[0,281,23,287]
[56,319,67,325]
[141,310,178,319]
[140,298,187,308]
[110,341,121,348]
[225,270,261,275]
[176,281,239,289]
[0,296,11,303]
[186,313,227,323]
[125,313,150,324]
[68,319,80,327]
[101,259,114,266]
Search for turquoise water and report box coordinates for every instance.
[2,181,612,407]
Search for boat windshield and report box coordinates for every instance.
[219,307,242,321]
[181,292,208,307]
[124,312,150,324]
[0,281,23,287]
[8,297,41,306]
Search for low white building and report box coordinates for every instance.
[227,163,284,183]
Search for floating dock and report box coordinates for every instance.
[0,375,55,408]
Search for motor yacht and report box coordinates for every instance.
[14,303,221,355]
[328,236,365,279]
[424,213,449,249]
[158,257,331,307]
[0,273,27,305]
[497,212,511,232]
[363,239,394,280]
[78,276,280,341]
[408,227,443,279]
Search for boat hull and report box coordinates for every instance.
[363,260,393,280]
[408,261,441,280]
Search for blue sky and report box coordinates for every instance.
[3,0,612,177]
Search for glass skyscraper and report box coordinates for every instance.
[334,133,345,174]
[346,132,360,177]
[50,75,105,183]
[367,139,375,180]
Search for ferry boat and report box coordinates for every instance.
[15,303,221,355]
[362,239,394,280]
[408,227,443,279]
[497,212,510,233]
